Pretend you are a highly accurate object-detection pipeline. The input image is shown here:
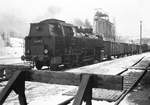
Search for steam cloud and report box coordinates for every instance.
[47,6,61,17]
[0,13,29,56]
[0,13,29,37]
[34,6,61,22]
[73,18,92,28]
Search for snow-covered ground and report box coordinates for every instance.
[0,37,150,105]
[0,37,24,58]
[67,53,150,75]
[1,52,150,105]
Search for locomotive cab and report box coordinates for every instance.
[23,19,68,70]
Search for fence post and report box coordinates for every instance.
[13,71,27,105]
[73,74,92,105]
[0,71,27,105]
[84,81,92,105]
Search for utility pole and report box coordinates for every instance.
[140,21,142,53]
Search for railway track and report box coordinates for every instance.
[114,56,150,105]
[38,56,144,71]
[0,54,145,71]
[62,56,150,105]
[115,69,147,105]
[0,55,149,105]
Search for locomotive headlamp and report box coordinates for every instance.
[26,49,30,54]
[36,26,40,30]
[44,49,48,54]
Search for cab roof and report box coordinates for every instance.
[31,18,74,27]
[40,19,65,24]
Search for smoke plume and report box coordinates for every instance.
[73,18,92,28]
[47,6,61,17]
[34,6,61,22]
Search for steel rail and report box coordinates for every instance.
[116,56,145,75]
[114,68,148,105]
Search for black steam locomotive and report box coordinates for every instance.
[21,19,104,70]
[21,19,149,70]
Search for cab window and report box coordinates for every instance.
[63,26,74,37]
[49,24,62,36]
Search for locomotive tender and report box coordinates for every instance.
[22,19,104,70]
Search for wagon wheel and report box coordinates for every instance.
[35,61,43,70]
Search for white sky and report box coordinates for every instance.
[0,0,150,38]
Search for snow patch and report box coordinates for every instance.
[0,37,24,58]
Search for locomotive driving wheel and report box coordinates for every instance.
[50,65,59,71]
[35,61,43,70]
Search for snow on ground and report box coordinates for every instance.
[67,52,150,75]
[1,52,150,105]
[0,37,24,58]
[0,37,24,64]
